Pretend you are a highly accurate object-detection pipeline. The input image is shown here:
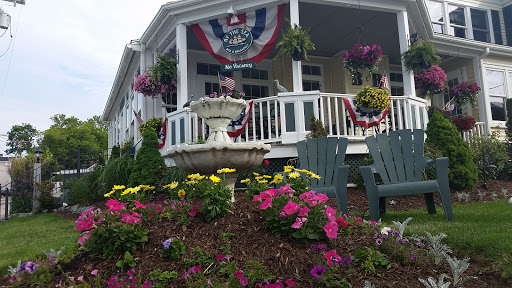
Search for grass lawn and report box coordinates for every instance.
[0,213,78,276]
[381,199,512,277]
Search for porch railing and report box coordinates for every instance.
[461,122,485,142]
[161,91,430,153]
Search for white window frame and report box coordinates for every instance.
[301,63,324,92]
[484,65,511,124]
[425,0,495,44]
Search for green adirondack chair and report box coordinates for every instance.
[360,129,453,221]
[295,137,350,214]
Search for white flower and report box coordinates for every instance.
[380,227,392,235]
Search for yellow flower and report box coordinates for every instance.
[178,189,186,197]
[186,180,197,185]
[209,175,221,183]
[271,174,284,184]
[139,184,149,190]
[253,172,260,176]
[241,179,250,184]
[131,186,141,194]
[311,173,321,180]
[288,172,300,179]
[255,176,264,181]
[104,191,115,198]
[170,182,179,189]
[263,175,272,179]
[187,173,205,181]
[121,188,132,195]
[283,166,294,173]
[113,185,125,190]
[258,180,268,184]
[217,168,236,174]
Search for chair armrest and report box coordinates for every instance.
[424,158,435,167]
[434,157,449,176]
[360,165,378,189]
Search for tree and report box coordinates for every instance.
[128,129,166,187]
[5,123,39,156]
[40,114,108,168]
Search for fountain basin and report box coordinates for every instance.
[167,142,271,174]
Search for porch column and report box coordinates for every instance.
[176,23,188,109]
[474,48,492,135]
[396,10,415,98]
[290,0,303,92]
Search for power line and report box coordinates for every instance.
[0,4,22,98]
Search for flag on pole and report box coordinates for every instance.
[133,109,143,125]
[219,75,236,91]
[380,71,390,91]
[444,97,455,111]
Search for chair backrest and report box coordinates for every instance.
[296,137,348,187]
[365,129,427,184]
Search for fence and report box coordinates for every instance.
[0,145,108,220]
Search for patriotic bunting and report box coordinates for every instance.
[227,101,253,138]
[343,98,389,129]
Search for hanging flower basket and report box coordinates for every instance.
[133,53,177,98]
[449,81,480,108]
[451,115,476,131]
[343,43,383,82]
[414,65,447,98]
[355,86,390,111]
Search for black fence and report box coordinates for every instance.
[0,146,108,220]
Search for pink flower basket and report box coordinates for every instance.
[414,65,447,97]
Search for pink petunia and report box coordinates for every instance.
[78,233,91,245]
[234,270,243,279]
[133,200,146,209]
[335,217,349,228]
[278,184,294,195]
[323,222,338,239]
[260,198,273,210]
[291,217,306,229]
[282,201,300,215]
[325,207,336,221]
[91,269,98,276]
[189,211,196,217]
[324,250,341,266]
[217,254,225,261]
[285,279,295,286]
[298,206,310,217]
[121,213,141,224]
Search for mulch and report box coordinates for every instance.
[2,180,512,288]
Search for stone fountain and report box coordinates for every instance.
[167,96,271,192]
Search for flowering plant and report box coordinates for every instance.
[449,81,480,108]
[355,86,390,111]
[134,53,177,98]
[343,43,383,82]
[251,168,350,241]
[414,65,447,97]
[451,115,476,131]
[160,237,187,260]
[207,90,245,99]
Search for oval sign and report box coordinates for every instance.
[222,28,253,55]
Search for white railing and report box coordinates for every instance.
[162,91,430,153]
[461,122,485,142]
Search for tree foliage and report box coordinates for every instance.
[128,129,166,187]
[425,111,477,190]
[5,123,39,156]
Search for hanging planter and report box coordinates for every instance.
[343,43,383,82]
[276,19,315,61]
[401,40,442,73]
[451,115,476,131]
[414,65,447,98]
[449,81,481,108]
[134,53,177,98]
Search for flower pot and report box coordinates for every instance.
[292,49,305,61]
[190,96,246,143]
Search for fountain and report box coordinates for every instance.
[167,96,271,191]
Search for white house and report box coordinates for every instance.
[102,0,512,177]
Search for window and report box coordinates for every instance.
[302,64,323,91]
[443,77,461,116]
[426,1,495,44]
[197,63,232,77]
[389,72,404,96]
[486,69,506,121]
[242,84,269,98]
[242,69,268,80]
[204,82,220,96]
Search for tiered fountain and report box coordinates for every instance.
[167,96,271,191]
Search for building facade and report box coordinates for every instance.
[102,0,512,165]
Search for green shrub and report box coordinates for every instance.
[138,116,163,135]
[425,111,477,190]
[128,129,166,188]
[35,181,56,212]
[62,167,104,205]
[469,131,508,179]
[161,166,188,185]
[110,145,120,160]
[306,114,328,139]
[98,156,134,195]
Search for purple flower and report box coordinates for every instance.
[411,255,417,260]
[207,279,212,285]
[310,265,326,278]
[401,238,409,244]
[376,239,383,245]
[16,261,38,274]
[312,244,327,251]
[163,238,173,250]
[416,242,422,247]
[278,211,287,219]
[340,257,353,265]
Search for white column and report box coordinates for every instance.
[290,0,303,92]
[397,10,415,98]
[176,23,188,108]
[474,54,492,136]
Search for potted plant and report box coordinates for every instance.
[134,53,177,98]
[355,86,390,111]
[451,115,476,131]
[414,65,447,98]
[449,81,481,108]
[401,40,442,73]
[276,19,315,61]
[343,43,383,82]
[207,90,246,99]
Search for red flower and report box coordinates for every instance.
[264,160,270,166]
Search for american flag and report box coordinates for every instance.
[133,109,143,125]
[380,71,390,91]
[444,97,455,111]
[219,75,236,91]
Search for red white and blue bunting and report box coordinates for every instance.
[343,98,389,129]
[191,4,286,64]
[227,101,253,138]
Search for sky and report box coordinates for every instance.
[0,0,168,155]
